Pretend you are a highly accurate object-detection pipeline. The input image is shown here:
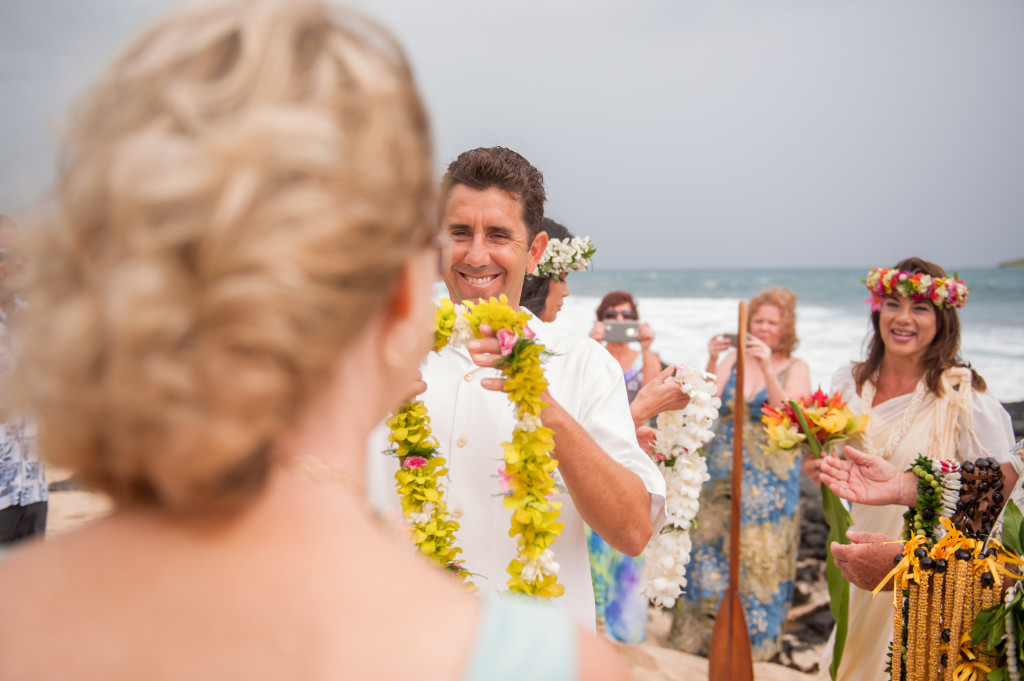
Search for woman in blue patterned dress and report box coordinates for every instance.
[671,287,811,661]
[585,291,689,642]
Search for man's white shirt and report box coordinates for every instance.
[367,318,667,629]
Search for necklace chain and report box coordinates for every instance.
[285,454,365,496]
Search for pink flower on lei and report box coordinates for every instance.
[496,328,518,356]
[497,465,513,492]
[403,456,428,469]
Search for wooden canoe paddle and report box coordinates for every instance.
[708,300,754,681]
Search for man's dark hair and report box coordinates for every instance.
[438,147,545,239]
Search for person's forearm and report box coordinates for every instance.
[629,388,660,428]
[898,471,919,506]
[629,400,650,429]
[999,463,1018,502]
[761,366,788,409]
[541,400,654,556]
[640,350,661,387]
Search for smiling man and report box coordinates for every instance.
[372,147,667,629]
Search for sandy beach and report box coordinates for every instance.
[44,468,816,681]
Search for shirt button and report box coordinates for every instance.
[464,373,473,382]
[456,437,467,447]
[452,508,463,519]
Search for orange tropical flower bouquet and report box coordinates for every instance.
[762,389,868,680]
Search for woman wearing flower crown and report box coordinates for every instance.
[520,218,591,323]
[0,3,629,680]
[588,293,705,442]
[807,257,1018,681]
[584,291,691,642]
[671,286,811,661]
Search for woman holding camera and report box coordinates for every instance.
[589,290,689,450]
[671,286,811,661]
[590,292,661,403]
[582,291,686,642]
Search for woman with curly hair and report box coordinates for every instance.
[0,3,628,680]
[671,286,811,661]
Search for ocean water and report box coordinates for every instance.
[534,268,1024,403]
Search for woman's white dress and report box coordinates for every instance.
[818,365,1018,681]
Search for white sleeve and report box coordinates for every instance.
[829,364,860,409]
[963,389,1020,474]
[570,339,668,533]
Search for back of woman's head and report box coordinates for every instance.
[15,0,435,516]
[856,257,984,393]
[520,218,573,316]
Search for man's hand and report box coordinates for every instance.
[465,324,510,392]
[636,425,658,454]
[629,366,690,427]
[401,370,428,403]
[820,445,916,507]
[831,531,903,592]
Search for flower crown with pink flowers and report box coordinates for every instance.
[863,267,969,311]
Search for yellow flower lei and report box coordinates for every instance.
[386,401,473,587]
[388,295,564,598]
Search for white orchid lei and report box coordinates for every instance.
[642,364,721,608]
[387,296,565,598]
[529,236,596,279]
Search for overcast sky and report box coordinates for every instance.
[2,0,1022,269]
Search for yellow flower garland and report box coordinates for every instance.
[388,295,564,598]
[386,401,473,587]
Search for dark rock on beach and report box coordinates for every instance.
[778,474,834,673]
[1002,401,1024,440]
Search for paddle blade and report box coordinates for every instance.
[708,591,754,681]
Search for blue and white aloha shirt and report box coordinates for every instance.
[0,299,46,511]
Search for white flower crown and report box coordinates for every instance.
[529,236,596,279]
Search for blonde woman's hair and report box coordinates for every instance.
[14,0,435,516]
[748,286,799,356]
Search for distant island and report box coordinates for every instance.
[998,257,1024,268]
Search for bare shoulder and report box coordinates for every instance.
[716,351,737,373]
[576,628,631,681]
[789,356,809,370]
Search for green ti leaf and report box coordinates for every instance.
[1000,499,1023,556]
[822,485,852,681]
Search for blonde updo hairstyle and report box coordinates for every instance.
[14,0,435,517]
[748,286,799,356]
